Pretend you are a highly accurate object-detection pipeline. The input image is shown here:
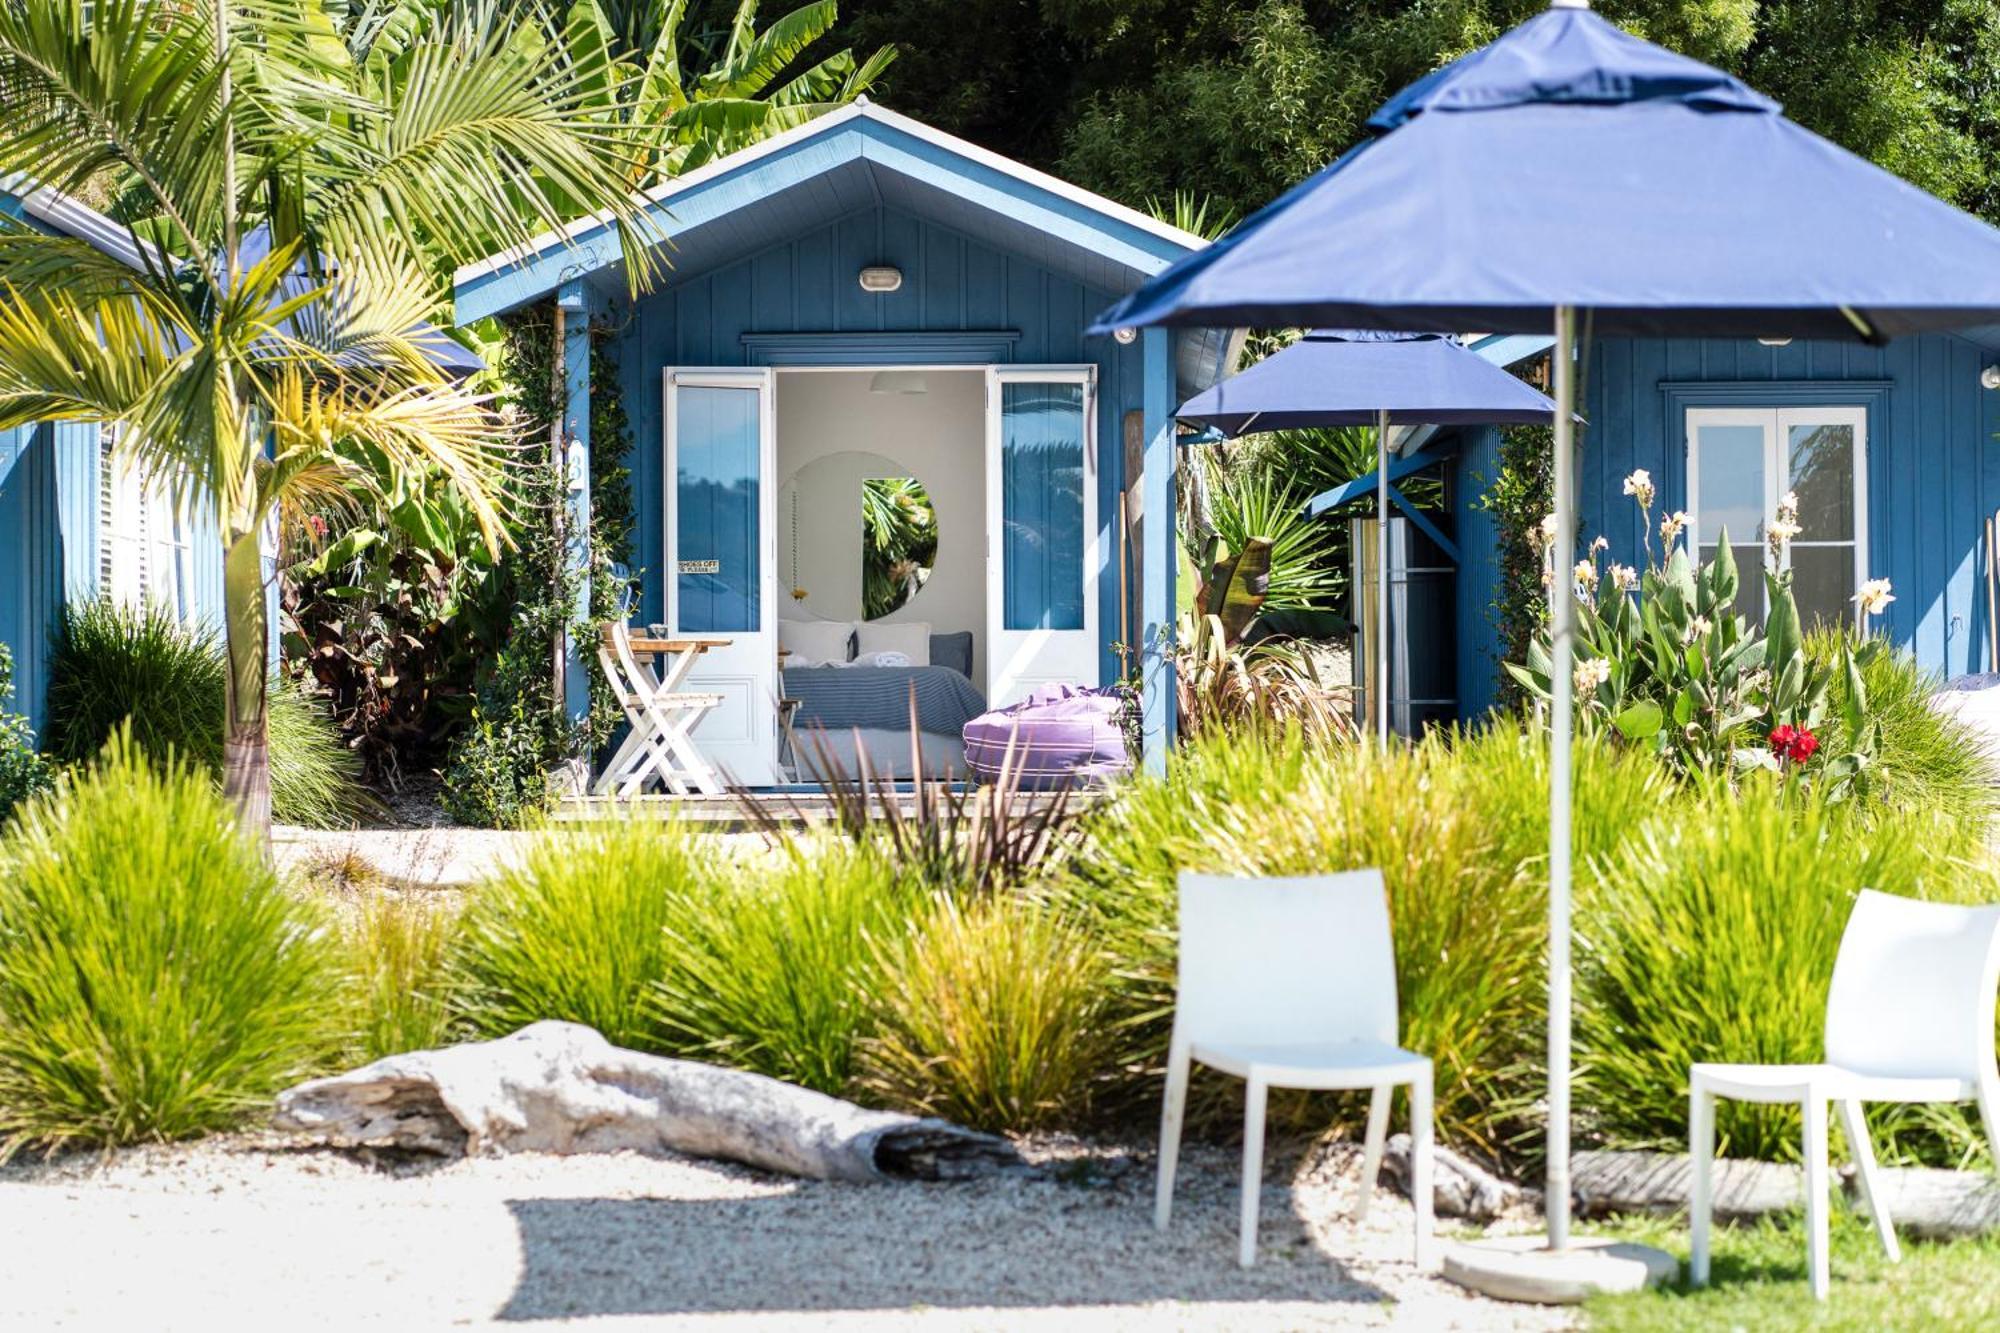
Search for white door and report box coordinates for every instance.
[664,368,780,785]
[984,366,1099,707]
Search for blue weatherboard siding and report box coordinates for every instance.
[609,202,1150,686]
[1451,332,2000,713]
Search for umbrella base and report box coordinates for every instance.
[1442,1234,1676,1305]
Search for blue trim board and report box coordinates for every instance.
[1655,378,1892,516]
[560,280,594,723]
[1390,490,1459,563]
[1140,328,1177,770]
[1307,446,1454,515]
[741,330,1021,365]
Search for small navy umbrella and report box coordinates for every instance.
[1178,330,1556,740]
[1099,0,2000,1274]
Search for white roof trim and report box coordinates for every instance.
[453,101,1207,287]
[0,172,146,269]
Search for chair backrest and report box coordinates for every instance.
[1174,870,1399,1050]
[1824,888,2000,1082]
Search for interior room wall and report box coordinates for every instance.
[775,369,987,684]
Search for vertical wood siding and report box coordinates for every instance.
[610,203,1146,684]
[1454,332,2000,712]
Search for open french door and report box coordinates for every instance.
[663,367,780,786]
[984,366,1099,708]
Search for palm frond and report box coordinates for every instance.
[0,283,182,430]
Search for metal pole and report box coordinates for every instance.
[1377,406,1390,745]
[1546,305,1577,1252]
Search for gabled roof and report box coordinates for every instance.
[452,101,1209,325]
[0,173,146,268]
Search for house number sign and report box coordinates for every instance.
[678,559,721,574]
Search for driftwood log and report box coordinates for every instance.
[1380,1133,1535,1222]
[1573,1148,2000,1239]
[272,1021,1022,1183]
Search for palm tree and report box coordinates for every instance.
[569,0,896,184]
[0,0,659,839]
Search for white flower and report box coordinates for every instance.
[1574,658,1612,696]
[1853,578,1896,617]
[1622,469,1655,509]
[1590,535,1610,554]
[1530,513,1559,551]
[1766,517,1802,556]
[1687,615,1712,643]
[1611,563,1640,592]
[1573,559,1596,587]
[1778,490,1799,521]
[1660,510,1690,548]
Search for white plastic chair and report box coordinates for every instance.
[1691,889,2000,1300]
[1156,870,1434,1269]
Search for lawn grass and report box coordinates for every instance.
[1584,1212,2000,1330]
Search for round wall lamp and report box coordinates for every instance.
[858,265,902,293]
[1756,337,1794,348]
[1982,365,2000,391]
[1113,327,1138,345]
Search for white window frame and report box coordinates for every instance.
[100,425,192,619]
[1685,404,1869,629]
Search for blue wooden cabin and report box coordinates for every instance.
[453,102,1226,782]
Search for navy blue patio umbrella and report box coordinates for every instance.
[1098,0,2000,1280]
[1178,329,1556,741]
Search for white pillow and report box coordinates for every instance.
[858,650,912,669]
[854,620,930,666]
[780,618,854,665]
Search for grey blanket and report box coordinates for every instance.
[783,664,987,736]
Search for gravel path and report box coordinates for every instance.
[0,1137,1574,1332]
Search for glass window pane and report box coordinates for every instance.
[1000,381,1085,632]
[1789,544,1855,634]
[675,384,760,633]
[1787,422,1855,542]
[1694,421,1765,547]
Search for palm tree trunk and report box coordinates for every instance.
[221,526,271,843]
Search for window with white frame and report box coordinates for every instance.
[99,423,192,619]
[1684,405,1867,632]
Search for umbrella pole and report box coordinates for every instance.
[1546,305,1578,1252]
[1377,407,1391,744]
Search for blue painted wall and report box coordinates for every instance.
[608,202,1148,684]
[1450,332,2000,712]
[0,420,99,734]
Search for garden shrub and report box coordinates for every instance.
[861,893,1113,1131]
[652,840,920,1094]
[0,644,54,825]
[1577,776,1996,1165]
[336,895,460,1064]
[43,598,371,828]
[1050,723,1674,1161]
[0,731,338,1152]
[453,819,693,1050]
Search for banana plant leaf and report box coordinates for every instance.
[1202,537,1273,643]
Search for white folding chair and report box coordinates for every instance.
[1691,889,2000,1300]
[1156,869,1434,1269]
[592,623,725,797]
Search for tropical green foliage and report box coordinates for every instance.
[0,732,338,1153]
[0,645,54,825]
[1811,627,1997,824]
[453,819,696,1049]
[0,0,660,832]
[1172,612,1353,745]
[860,475,937,619]
[44,598,372,828]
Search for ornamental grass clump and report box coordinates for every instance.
[652,839,921,1094]
[862,894,1113,1131]
[453,819,697,1050]
[0,732,337,1153]
[1577,777,1995,1165]
[335,895,461,1064]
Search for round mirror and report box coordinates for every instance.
[779,450,938,621]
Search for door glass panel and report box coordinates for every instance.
[675,384,760,633]
[1693,422,1765,548]
[1788,422,1855,542]
[1790,545,1855,633]
[1000,381,1085,632]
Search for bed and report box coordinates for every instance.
[780,661,986,781]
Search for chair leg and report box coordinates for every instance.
[1977,1081,2000,1181]
[1239,1076,1268,1269]
[1690,1081,1715,1288]
[1803,1096,1831,1301]
[1354,1084,1392,1221]
[1837,1099,1899,1263]
[1410,1065,1435,1269]
[1154,1046,1191,1232]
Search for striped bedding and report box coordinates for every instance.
[781,665,987,737]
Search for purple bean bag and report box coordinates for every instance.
[962,683,1134,789]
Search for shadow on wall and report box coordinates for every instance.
[496,1152,1391,1320]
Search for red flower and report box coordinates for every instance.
[1768,723,1818,764]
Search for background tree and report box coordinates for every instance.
[0,0,656,838]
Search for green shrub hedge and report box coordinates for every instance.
[44,598,370,828]
[0,732,338,1152]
